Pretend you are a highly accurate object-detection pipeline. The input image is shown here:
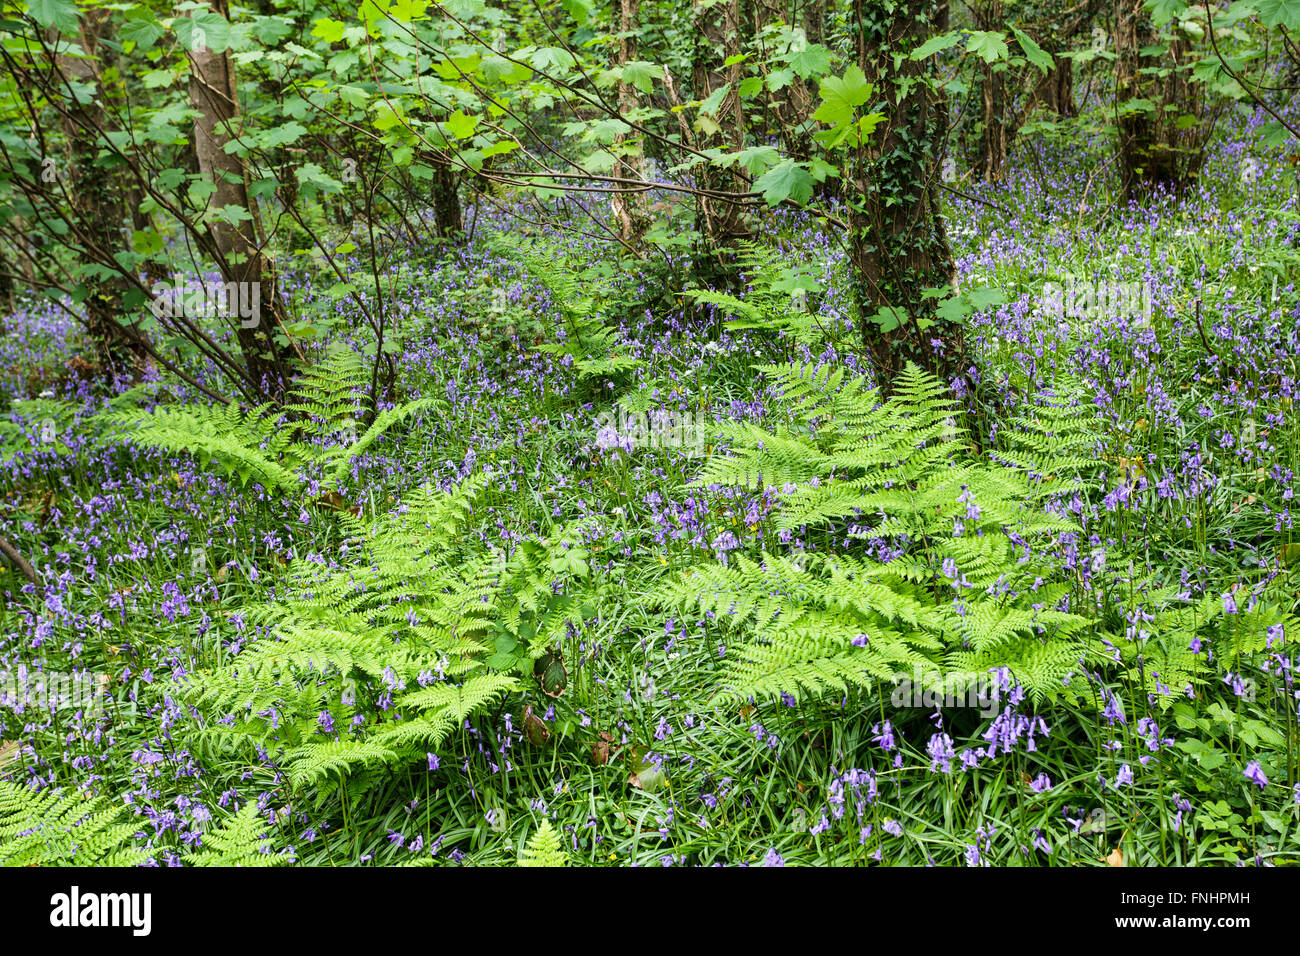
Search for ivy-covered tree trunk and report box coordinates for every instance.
[431,159,462,242]
[692,0,751,267]
[185,0,293,394]
[1114,0,1213,195]
[611,0,650,251]
[847,0,962,391]
[54,12,149,375]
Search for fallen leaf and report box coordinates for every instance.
[522,704,550,747]
[590,730,615,766]
[628,747,667,793]
[312,491,359,516]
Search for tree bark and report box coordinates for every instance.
[848,0,962,391]
[1114,0,1213,196]
[53,12,150,374]
[611,0,650,251]
[431,159,462,242]
[1044,55,1074,117]
[185,0,293,393]
[692,0,751,273]
[973,0,1007,182]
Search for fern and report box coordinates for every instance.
[0,780,148,866]
[171,476,601,793]
[98,347,433,496]
[490,234,642,380]
[684,240,828,345]
[655,362,1102,706]
[185,802,284,867]
[519,818,568,867]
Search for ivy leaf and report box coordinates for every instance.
[753,160,815,207]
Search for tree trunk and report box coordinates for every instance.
[0,259,11,314]
[692,0,751,272]
[611,0,650,251]
[974,0,1007,182]
[185,0,293,393]
[1044,55,1074,117]
[847,0,962,391]
[1114,0,1211,195]
[431,160,462,242]
[54,12,150,375]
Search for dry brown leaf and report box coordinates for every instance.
[590,730,614,766]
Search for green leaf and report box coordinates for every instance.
[1011,27,1053,74]
[753,160,815,207]
[311,17,345,43]
[966,31,1010,64]
[811,65,873,130]
[729,145,780,177]
[910,30,963,60]
[444,110,479,140]
[121,15,166,50]
[1257,0,1300,30]
[620,60,658,94]
[788,43,832,78]
[25,0,78,33]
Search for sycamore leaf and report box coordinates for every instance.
[445,110,479,139]
[311,17,345,43]
[1257,0,1300,30]
[730,145,780,177]
[753,160,815,207]
[788,42,832,78]
[121,15,166,50]
[1011,27,1053,73]
[910,30,963,60]
[620,60,659,93]
[25,0,78,33]
[966,30,1009,64]
[812,65,872,130]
